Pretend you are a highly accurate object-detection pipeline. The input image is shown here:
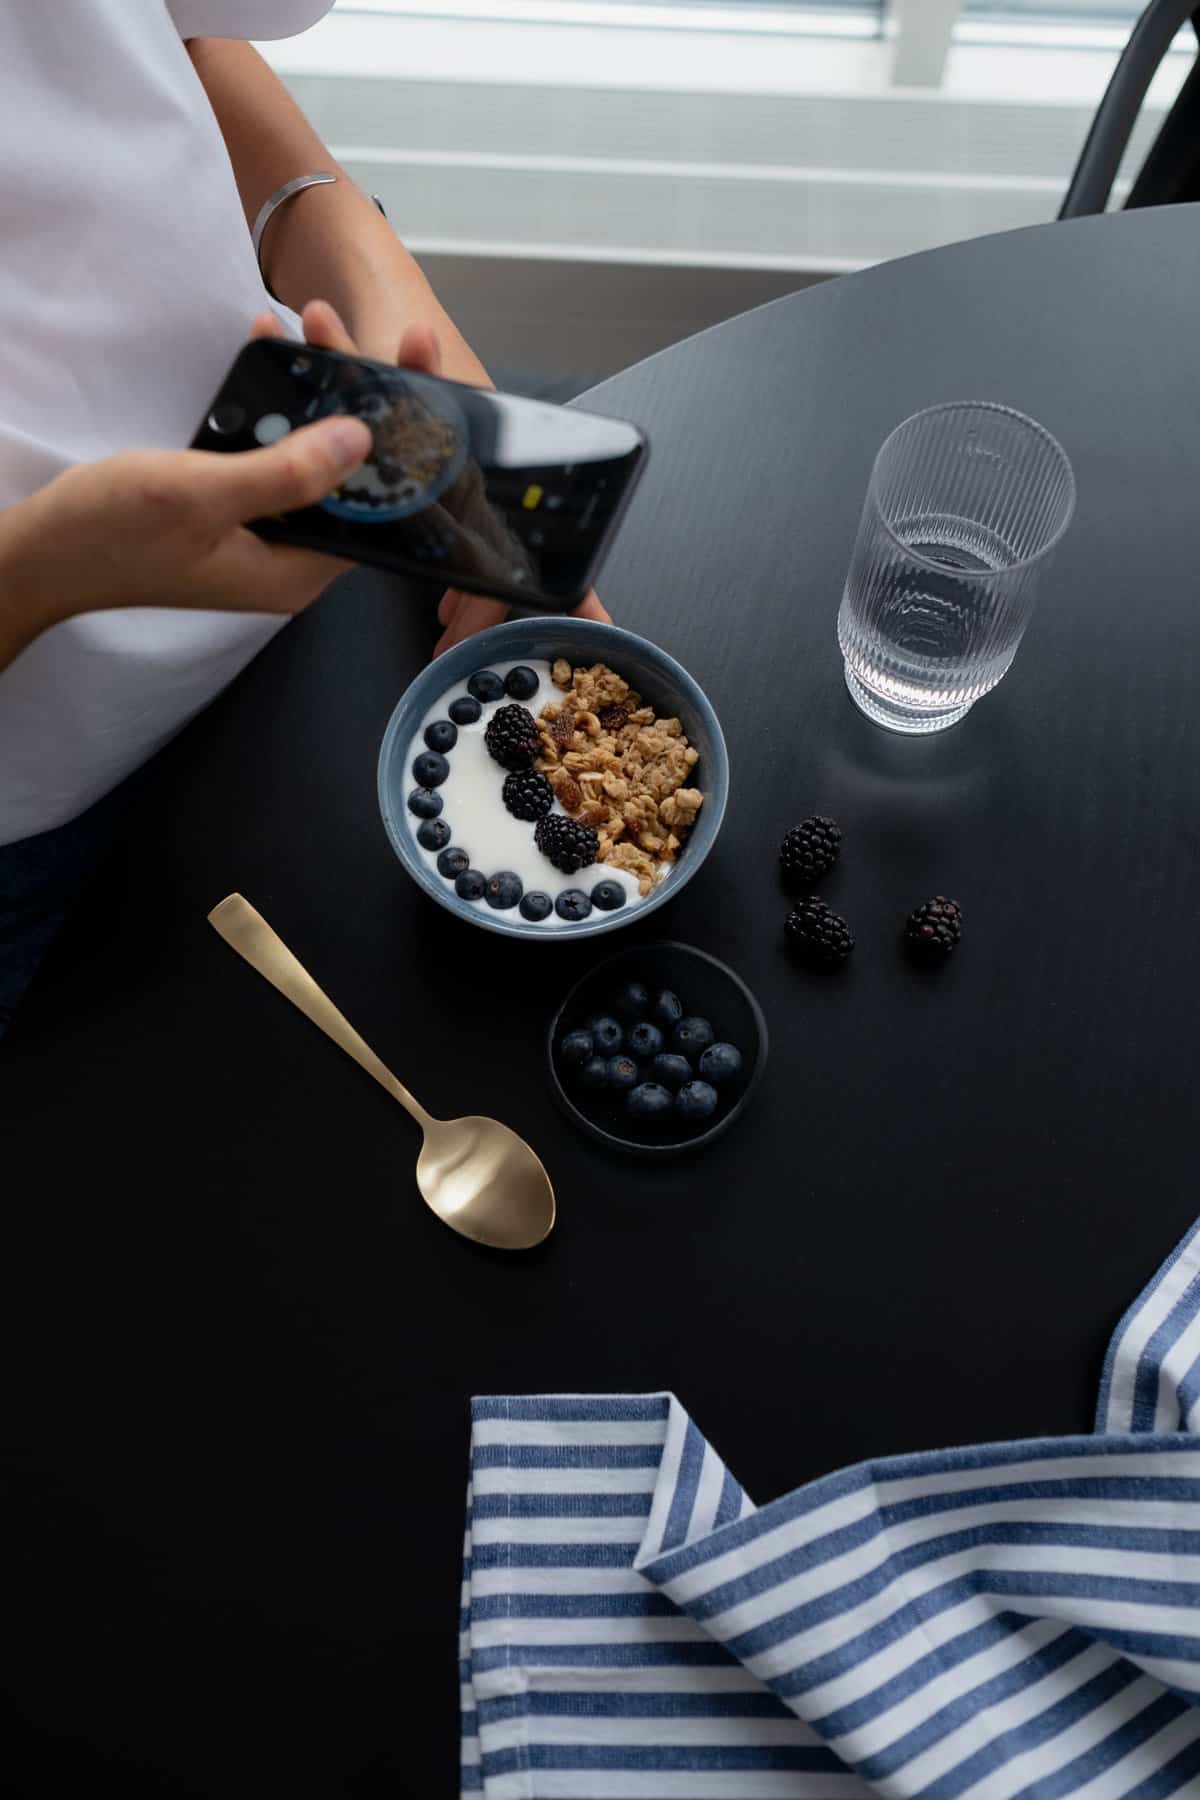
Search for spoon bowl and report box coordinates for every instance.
[208,894,555,1251]
[418,1116,555,1250]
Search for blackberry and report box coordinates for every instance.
[785,898,854,969]
[780,816,841,891]
[485,704,539,771]
[502,769,554,822]
[904,896,962,960]
[535,813,598,875]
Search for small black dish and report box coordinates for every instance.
[547,942,768,1157]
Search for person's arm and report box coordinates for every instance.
[0,416,371,675]
[186,36,490,382]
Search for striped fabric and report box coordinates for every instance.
[460,1215,1200,1798]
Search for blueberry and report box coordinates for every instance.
[504,665,540,701]
[437,846,470,879]
[579,1057,609,1091]
[627,1082,674,1121]
[408,787,443,820]
[556,889,592,923]
[699,1042,743,1086]
[417,818,451,851]
[589,1015,624,1056]
[455,869,486,902]
[607,1055,640,1092]
[652,989,684,1029]
[468,669,505,704]
[449,695,482,726]
[673,1016,715,1057]
[652,1052,693,1091]
[591,880,626,912]
[615,982,650,1021]
[485,871,523,910]
[559,1029,594,1069]
[676,1079,719,1123]
[424,719,458,754]
[413,751,450,788]
[627,1021,664,1060]
[520,891,553,923]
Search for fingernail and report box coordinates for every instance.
[325,417,372,470]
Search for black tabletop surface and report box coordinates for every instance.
[4,206,1200,1797]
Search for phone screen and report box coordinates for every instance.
[191,341,647,608]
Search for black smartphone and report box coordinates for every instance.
[191,339,648,609]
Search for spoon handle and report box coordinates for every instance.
[208,894,434,1130]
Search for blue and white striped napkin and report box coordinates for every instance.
[460,1214,1200,1797]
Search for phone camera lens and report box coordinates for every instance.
[290,355,312,376]
[208,403,246,436]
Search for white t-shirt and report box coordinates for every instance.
[0,1,334,845]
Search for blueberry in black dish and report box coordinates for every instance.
[627,1083,674,1122]
[652,1053,692,1090]
[485,871,523,910]
[412,750,450,789]
[676,1080,719,1122]
[424,719,458,754]
[408,787,443,820]
[673,1016,714,1057]
[449,695,482,726]
[698,1042,742,1085]
[504,665,540,700]
[651,989,683,1029]
[589,1016,624,1056]
[615,983,650,1021]
[607,1056,640,1093]
[555,889,592,922]
[417,818,451,852]
[627,1022,664,1061]
[467,669,505,704]
[579,1057,609,1091]
[438,846,470,879]
[520,891,553,923]
[559,1029,594,1070]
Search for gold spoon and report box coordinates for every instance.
[208,894,555,1251]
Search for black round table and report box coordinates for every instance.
[4,206,1200,1797]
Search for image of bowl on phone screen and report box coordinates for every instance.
[310,363,468,524]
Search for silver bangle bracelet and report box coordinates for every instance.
[251,172,338,304]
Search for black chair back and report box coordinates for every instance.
[1060,0,1200,217]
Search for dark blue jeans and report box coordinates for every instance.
[0,791,122,1037]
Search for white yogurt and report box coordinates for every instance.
[406,659,645,927]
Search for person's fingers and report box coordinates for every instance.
[573,590,611,625]
[434,593,509,656]
[251,309,287,341]
[299,299,359,357]
[192,529,353,614]
[190,415,372,526]
[396,322,442,376]
[438,589,466,628]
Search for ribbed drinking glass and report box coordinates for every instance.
[837,402,1076,734]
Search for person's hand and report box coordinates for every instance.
[6,413,372,629]
[252,300,611,655]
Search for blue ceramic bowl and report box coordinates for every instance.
[378,616,728,940]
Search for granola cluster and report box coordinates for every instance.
[535,660,704,895]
